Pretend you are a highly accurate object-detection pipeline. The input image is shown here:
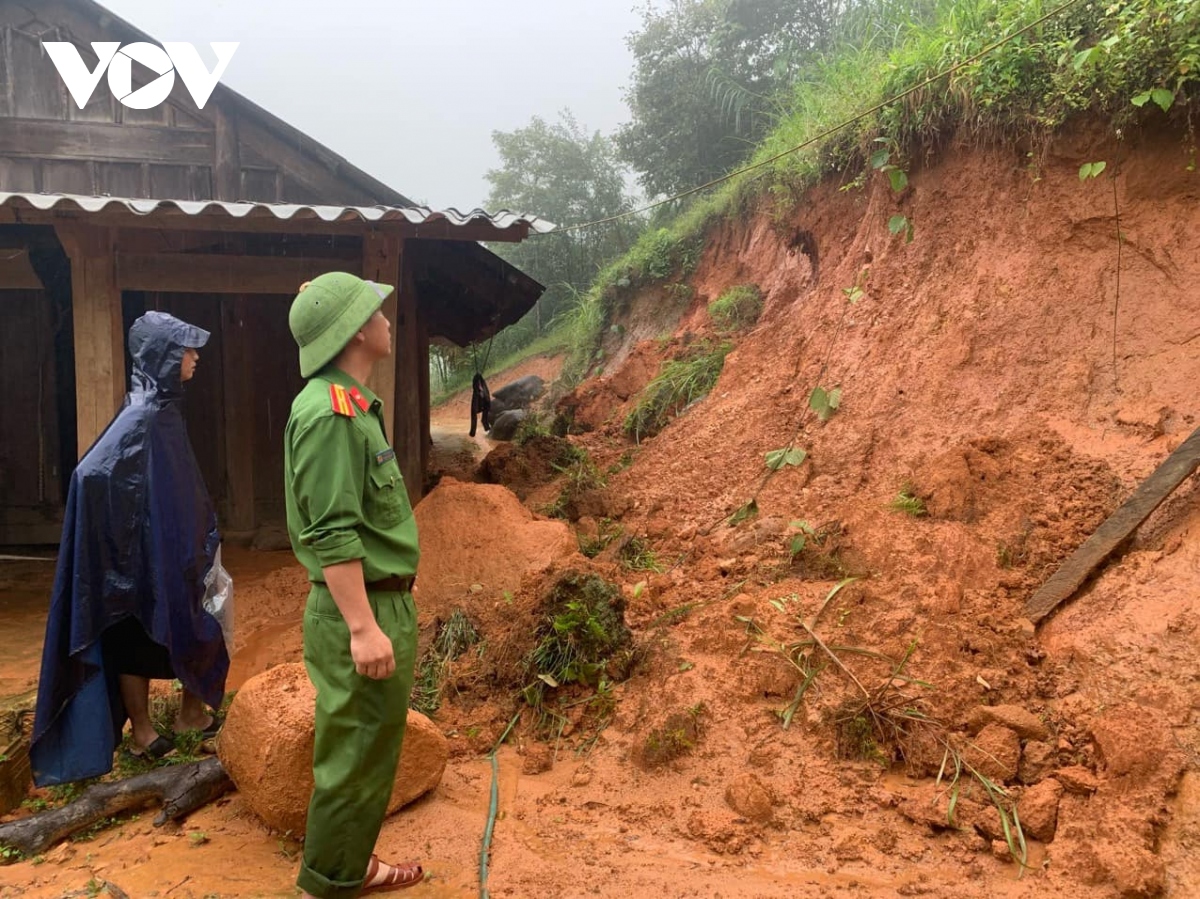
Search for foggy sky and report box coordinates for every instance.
[97,0,651,212]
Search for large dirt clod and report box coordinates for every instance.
[217,663,447,834]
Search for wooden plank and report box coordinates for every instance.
[10,30,65,120]
[237,117,375,206]
[0,689,35,816]
[362,233,401,443]
[0,156,37,191]
[97,162,144,198]
[396,245,422,505]
[148,164,195,202]
[41,160,94,195]
[213,106,241,201]
[1026,425,1200,623]
[117,252,348,295]
[0,120,215,165]
[221,296,255,532]
[56,226,125,458]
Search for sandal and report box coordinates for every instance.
[130,734,176,760]
[362,855,423,892]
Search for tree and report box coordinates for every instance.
[616,0,863,199]
[483,110,639,338]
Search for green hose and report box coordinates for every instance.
[479,713,521,899]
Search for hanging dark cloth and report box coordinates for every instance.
[30,312,229,786]
[470,372,492,437]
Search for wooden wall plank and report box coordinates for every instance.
[42,160,94,196]
[213,106,240,201]
[117,252,349,295]
[0,120,216,165]
[221,295,255,532]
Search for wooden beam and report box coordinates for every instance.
[362,232,400,442]
[220,296,255,532]
[416,304,431,487]
[117,252,347,295]
[213,107,241,201]
[396,244,423,505]
[57,226,124,458]
[1026,425,1200,624]
[0,120,215,165]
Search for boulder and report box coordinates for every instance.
[490,375,545,417]
[489,409,528,441]
[217,663,447,833]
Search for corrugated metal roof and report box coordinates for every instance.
[0,192,555,233]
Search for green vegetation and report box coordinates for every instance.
[708,284,764,332]
[639,705,705,769]
[624,341,732,441]
[522,572,634,735]
[889,487,928,517]
[411,611,482,716]
[618,535,662,573]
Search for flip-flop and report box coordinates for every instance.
[130,734,176,759]
[362,855,423,893]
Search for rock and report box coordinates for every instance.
[217,663,447,834]
[966,705,1050,742]
[489,409,528,441]
[724,773,774,823]
[964,724,1021,783]
[1017,779,1063,842]
[1091,704,1183,782]
[990,839,1011,860]
[1055,765,1099,795]
[1018,741,1056,785]
[490,375,545,418]
[521,743,553,775]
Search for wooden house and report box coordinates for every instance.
[0,0,546,544]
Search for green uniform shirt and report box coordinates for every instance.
[284,366,419,584]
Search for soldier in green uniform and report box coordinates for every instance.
[284,272,423,897]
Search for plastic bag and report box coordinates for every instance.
[202,544,235,651]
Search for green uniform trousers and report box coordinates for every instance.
[297,584,417,899]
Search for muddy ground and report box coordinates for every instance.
[3,123,1200,898]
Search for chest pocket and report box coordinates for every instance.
[367,460,412,527]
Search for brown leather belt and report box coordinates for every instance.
[366,575,414,594]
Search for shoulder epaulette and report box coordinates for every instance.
[329,383,356,418]
[347,387,370,412]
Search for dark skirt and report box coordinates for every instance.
[101,617,176,680]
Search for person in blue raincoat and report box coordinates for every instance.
[31,311,229,785]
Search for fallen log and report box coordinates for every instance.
[0,757,232,856]
[1026,425,1200,624]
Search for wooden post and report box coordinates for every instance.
[416,303,431,486]
[221,295,256,533]
[57,226,124,458]
[395,245,423,507]
[362,233,400,441]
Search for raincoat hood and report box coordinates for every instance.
[128,311,210,396]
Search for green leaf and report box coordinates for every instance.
[887,168,908,193]
[842,286,864,304]
[765,447,807,470]
[869,148,890,170]
[1151,88,1175,112]
[1131,90,1152,107]
[809,386,842,422]
[728,499,758,525]
[1072,46,1097,71]
[888,214,908,235]
[1079,161,1107,181]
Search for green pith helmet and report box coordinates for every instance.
[288,272,394,377]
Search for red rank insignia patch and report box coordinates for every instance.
[329,383,356,417]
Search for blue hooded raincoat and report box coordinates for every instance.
[30,311,230,786]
